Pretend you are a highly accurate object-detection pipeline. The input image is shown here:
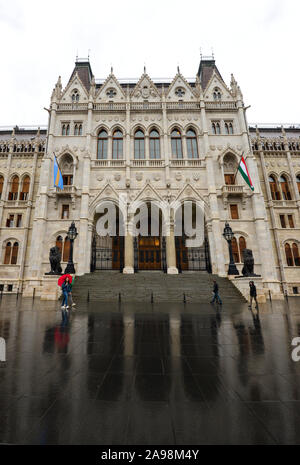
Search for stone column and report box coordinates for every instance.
[162,93,170,185]
[282,128,300,214]
[0,136,13,228]
[166,222,178,274]
[123,213,134,273]
[125,100,131,184]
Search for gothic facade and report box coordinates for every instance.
[0,57,299,299]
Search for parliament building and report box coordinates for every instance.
[0,56,299,299]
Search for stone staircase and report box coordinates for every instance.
[72,271,246,303]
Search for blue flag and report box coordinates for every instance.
[53,155,63,190]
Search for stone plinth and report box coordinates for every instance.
[40,275,61,301]
[230,276,283,302]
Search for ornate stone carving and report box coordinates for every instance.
[136,172,143,181]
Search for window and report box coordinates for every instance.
[134,130,145,159]
[230,204,239,219]
[63,237,70,262]
[106,88,116,98]
[0,176,4,200]
[232,237,240,263]
[8,175,19,200]
[149,130,160,159]
[62,175,73,186]
[62,124,66,136]
[212,122,221,134]
[112,130,123,159]
[74,124,82,136]
[66,124,70,136]
[292,243,300,266]
[239,237,246,262]
[175,88,185,97]
[56,236,63,256]
[97,130,108,159]
[78,124,82,135]
[6,215,14,228]
[225,122,234,134]
[296,175,300,195]
[16,215,22,227]
[4,242,18,265]
[186,129,198,159]
[293,287,299,295]
[171,129,183,159]
[213,88,221,100]
[268,175,281,200]
[279,175,292,200]
[280,215,286,228]
[62,205,69,219]
[225,174,235,185]
[285,243,294,266]
[71,90,79,102]
[20,175,30,200]
[74,124,79,136]
[7,284,13,292]
[288,215,295,228]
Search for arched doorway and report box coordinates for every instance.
[91,203,124,272]
[133,202,166,271]
[174,203,211,272]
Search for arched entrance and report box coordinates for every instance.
[90,203,124,272]
[174,202,211,273]
[133,202,166,271]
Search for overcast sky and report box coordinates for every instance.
[0,0,298,127]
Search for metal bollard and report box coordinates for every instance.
[87,290,90,302]
[118,292,121,303]
[16,289,19,300]
[33,288,35,300]
[151,292,154,303]
[285,290,288,301]
[268,289,272,302]
[183,293,186,304]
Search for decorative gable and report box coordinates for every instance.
[95,73,126,102]
[61,72,89,103]
[203,71,234,101]
[131,74,160,101]
[166,73,197,100]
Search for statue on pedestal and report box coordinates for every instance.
[46,246,62,275]
[242,249,259,277]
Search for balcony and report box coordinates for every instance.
[56,103,88,112]
[169,159,203,168]
[55,185,77,195]
[219,184,247,209]
[205,101,237,110]
[92,159,125,168]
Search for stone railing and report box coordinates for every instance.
[92,159,125,167]
[221,184,244,195]
[166,102,201,110]
[55,185,77,195]
[93,103,126,111]
[57,103,88,111]
[170,159,202,167]
[272,199,297,207]
[131,159,164,167]
[205,101,237,110]
[130,102,162,111]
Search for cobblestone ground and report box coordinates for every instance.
[1,295,300,444]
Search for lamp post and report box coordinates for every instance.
[64,221,78,274]
[223,222,239,275]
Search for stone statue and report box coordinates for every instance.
[242,249,256,277]
[47,246,62,275]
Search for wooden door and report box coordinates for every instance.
[138,237,161,270]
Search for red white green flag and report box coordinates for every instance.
[238,155,254,191]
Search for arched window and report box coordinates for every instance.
[296,174,300,195]
[171,129,183,159]
[186,129,198,159]
[0,176,4,200]
[78,124,82,135]
[112,130,123,159]
[74,124,78,136]
[62,124,66,136]
[285,243,294,266]
[97,130,108,159]
[20,176,30,200]
[56,236,63,256]
[215,122,221,134]
[149,130,160,159]
[212,123,216,135]
[61,154,74,186]
[292,243,300,266]
[213,88,221,100]
[134,130,145,159]
[66,124,70,136]
[223,153,237,185]
[71,90,79,102]
[268,175,281,200]
[4,241,18,264]
[8,175,19,200]
[63,237,70,262]
[232,238,240,263]
[239,236,246,262]
[225,122,234,134]
[279,175,291,200]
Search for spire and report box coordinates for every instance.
[197,54,224,90]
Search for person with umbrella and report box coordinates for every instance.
[58,274,73,310]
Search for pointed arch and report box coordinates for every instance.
[171,127,183,159]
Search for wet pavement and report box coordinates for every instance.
[1,295,300,444]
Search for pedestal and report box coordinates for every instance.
[40,275,61,301]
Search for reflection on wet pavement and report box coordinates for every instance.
[1,296,300,444]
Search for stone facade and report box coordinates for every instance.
[0,56,299,298]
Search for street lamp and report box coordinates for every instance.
[64,221,78,274]
[223,222,239,275]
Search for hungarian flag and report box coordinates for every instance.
[238,155,254,191]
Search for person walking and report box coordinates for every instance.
[249,281,258,309]
[210,280,222,305]
[61,277,72,309]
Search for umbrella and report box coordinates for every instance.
[58,274,73,287]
